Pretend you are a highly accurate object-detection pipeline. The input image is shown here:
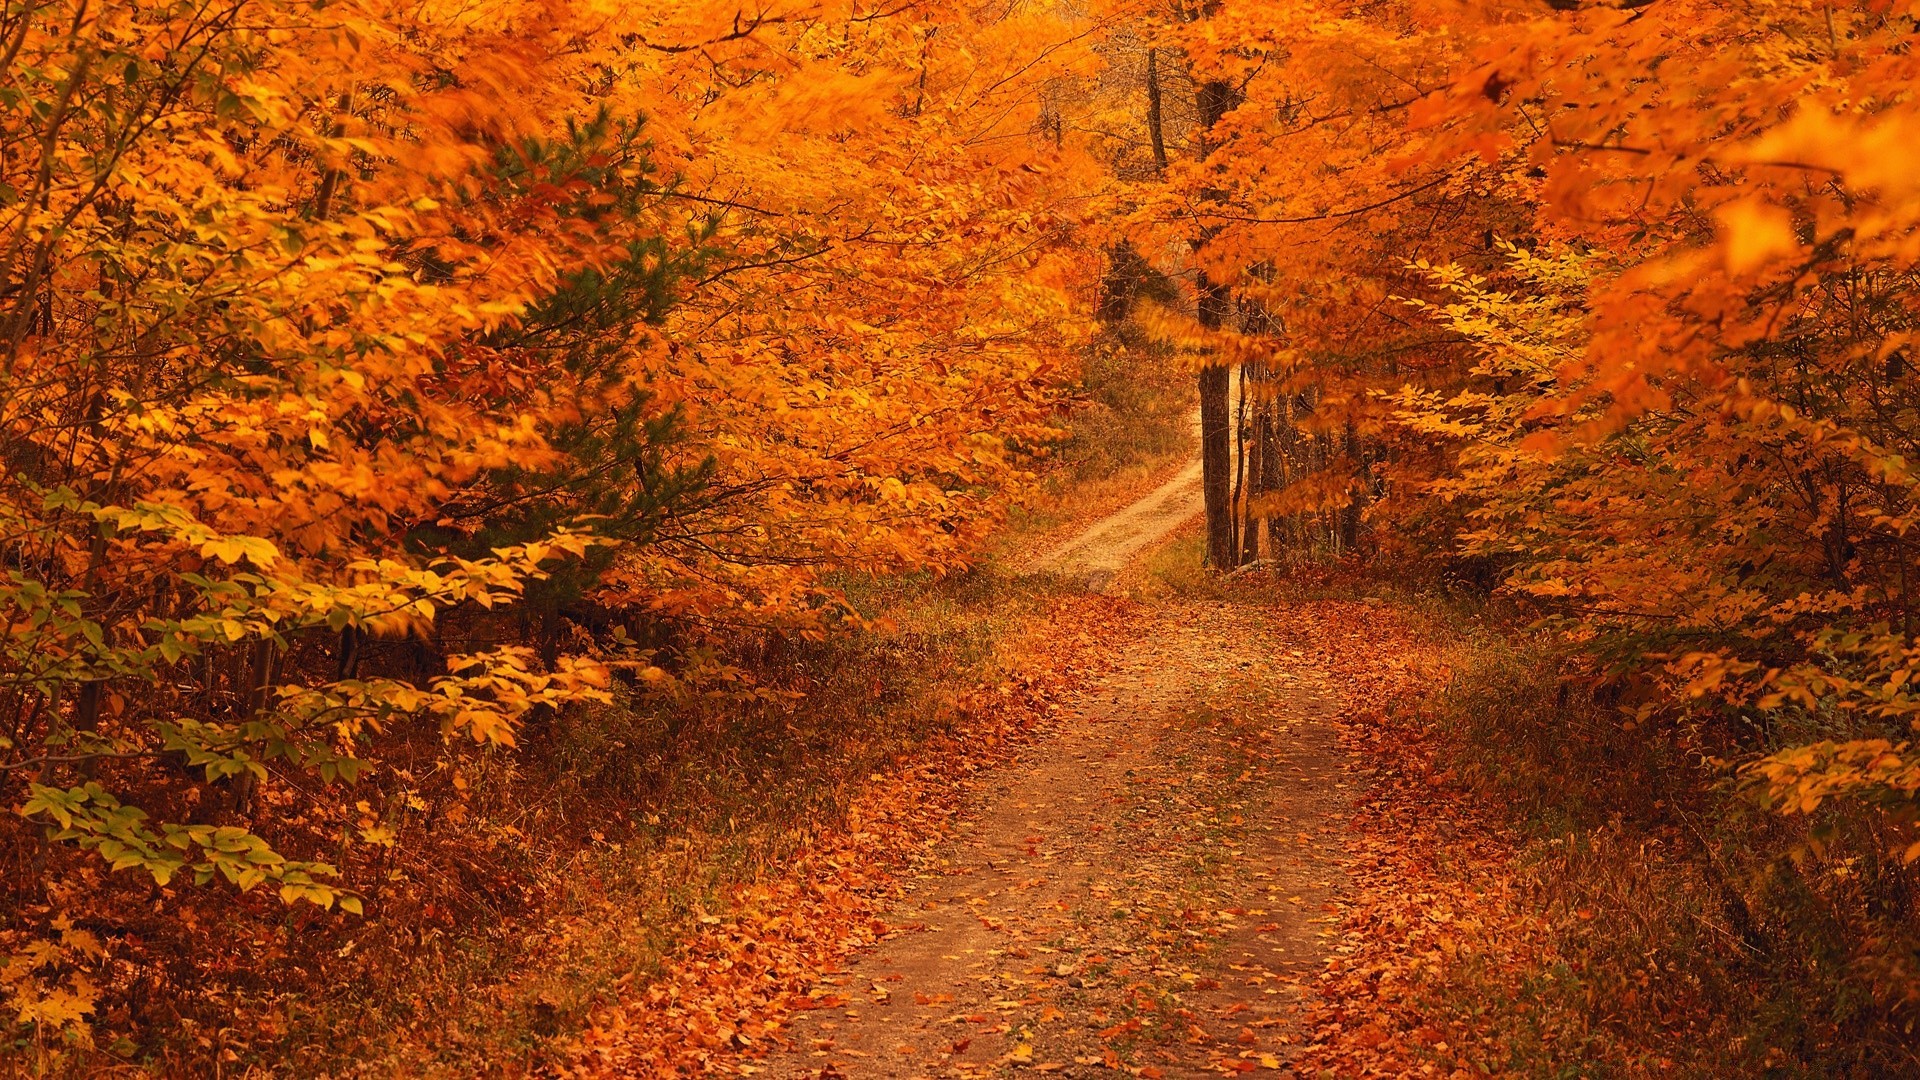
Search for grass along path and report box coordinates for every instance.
[567,404,1447,1079]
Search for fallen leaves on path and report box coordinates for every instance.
[569,588,1557,1079]
[1271,598,1553,1079]
[743,599,1347,1078]
[565,598,1134,1076]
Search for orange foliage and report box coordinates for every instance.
[13,0,1920,1066]
[1112,0,1920,1052]
[0,0,1109,1061]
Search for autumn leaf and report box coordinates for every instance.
[1717,198,1799,275]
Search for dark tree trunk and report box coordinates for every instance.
[1341,419,1364,553]
[1146,48,1169,175]
[1193,75,1243,570]
[1258,392,1282,553]
[1200,362,1234,569]
[335,626,362,680]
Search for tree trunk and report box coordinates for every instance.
[1241,367,1268,565]
[1258,392,1282,554]
[1341,419,1363,553]
[1200,362,1234,569]
[1232,366,1249,563]
[1194,75,1242,570]
[1146,48,1169,175]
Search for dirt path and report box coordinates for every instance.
[753,470,1349,1079]
[1026,383,1234,593]
[1023,463,1201,592]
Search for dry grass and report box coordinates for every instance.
[282,567,1085,1077]
[1358,602,1920,1079]
[1113,553,1920,1078]
[0,567,1085,1078]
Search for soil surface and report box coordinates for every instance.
[1026,388,1238,594]
[1023,463,1202,593]
[754,463,1349,1078]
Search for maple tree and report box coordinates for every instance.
[0,0,1106,1063]
[1096,0,1920,1061]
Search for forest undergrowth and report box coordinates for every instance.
[1153,560,1920,1080]
[1403,631,1920,1079]
[308,574,1091,1076]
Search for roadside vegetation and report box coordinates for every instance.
[1137,553,1920,1078]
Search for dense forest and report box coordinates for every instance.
[1,0,1916,1076]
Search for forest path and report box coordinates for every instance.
[756,491,1348,1078]
[1023,462,1202,592]
[1026,375,1232,592]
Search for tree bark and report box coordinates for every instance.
[1258,392,1281,554]
[1232,364,1249,562]
[1199,362,1234,569]
[1146,48,1169,175]
[1194,75,1241,570]
[1241,368,1267,565]
[1341,419,1364,553]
